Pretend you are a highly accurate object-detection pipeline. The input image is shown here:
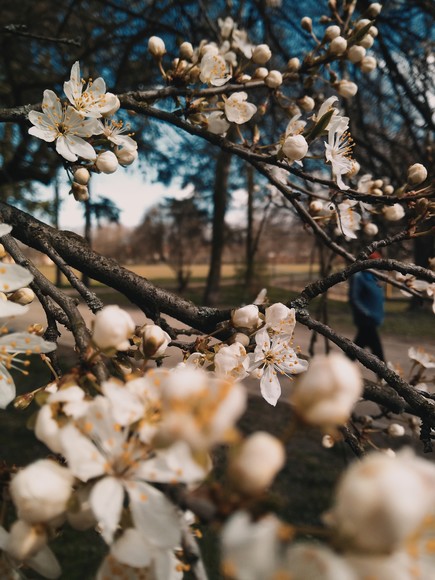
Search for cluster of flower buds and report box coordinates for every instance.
[28,62,138,203]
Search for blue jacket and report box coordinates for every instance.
[349,271,384,326]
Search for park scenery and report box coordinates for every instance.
[0,1,434,578]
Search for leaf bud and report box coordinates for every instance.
[148,36,166,58]
[252,44,272,65]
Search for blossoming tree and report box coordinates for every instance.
[0,1,434,578]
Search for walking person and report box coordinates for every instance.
[349,252,385,362]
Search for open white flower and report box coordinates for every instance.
[207,111,231,135]
[324,116,354,190]
[96,118,137,151]
[28,90,101,161]
[336,200,361,239]
[0,331,56,409]
[214,342,250,380]
[224,92,257,124]
[64,61,119,118]
[199,53,232,86]
[249,328,308,406]
[262,302,296,338]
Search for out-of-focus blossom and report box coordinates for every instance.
[214,342,250,381]
[92,305,135,352]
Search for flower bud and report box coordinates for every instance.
[373,179,383,188]
[363,222,378,236]
[6,520,48,561]
[329,36,347,55]
[115,146,138,166]
[9,287,35,305]
[179,41,194,60]
[254,67,269,79]
[360,55,377,73]
[70,182,89,202]
[383,203,405,221]
[265,70,283,88]
[309,200,324,214]
[96,151,119,174]
[372,188,383,196]
[324,25,341,40]
[231,332,250,348]
[367,2,382,17]
[287,57,300,71]
[347,45,366,63]
[359,34,374,48]
[383,184,394,194]
[387,423,405,437]
[282,134,309,161]
[336,80,358,98]
[10,459,74,524]
[140,324,171,358]
[252,44,272,65]
[229,432,285,494]
[298,95,315,112]
[355,18,371,30]
[291,353,363,428]
[232,304,261,330]
[346,160,360,177]
[92,305,135,352]
[369,26,379,37]
[148,36,166,58]
[322,435,335,448]
[407,163,427,185]
[301,17,312,32]
[73,167,90,185]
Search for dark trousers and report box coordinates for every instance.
[353,314,385,362]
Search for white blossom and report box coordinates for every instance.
[249,328,308,406]
[207,111,231,135]
[325,116,354,190]
[383,203,405,221]
[282,134,308,162]
[28,90,101,162]
[407,163,427,185]
[214,342,250,380]
[199,53,232,86]
[285,543,356,580]
[263,302,296,337]
[265,70,283,88]
[140,324,171,358]
[252,44,272,65]
[6,520,48,562]
[96,118,137,151]
[224,92,257,124]
[408,347,435,369]
[63,61,119,118]
[148,36,166,57]
[329,36,347,55]
[336,200,361,239]
[96,150,119,173]
[115,146,138,166]
[231,304,261,329]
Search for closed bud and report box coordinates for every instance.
[407,163,427,185]
[369,26,379,37]
[324,25,341,40]
[346,160,360,177]
[9,287,35,305]
[383,203,405,221]
[96,151,119,174]
[93,305,135,352]
[148,36,166,58]
[298,95,315,112]
[252,44,272,65]
[363,222,378,236]
[387,423,405,437]
[287,57,300,71]
[309,200,324,214]
[355,18,371,31]
[367,2,382,17]
[70,182,89,202]
[115,146,138,166]
[336,79,358,98]
[265,70,283,88]
[373,179,383,188]
[73,167,90,185]
[372,188,383,196]
[360,55,377,72]
[301,17,313,32]
[282,134,309,161]
[359,34,374,48]
[189,66,201,82]
[231,332,250,348]
[232,304,261,330]
[102,94,121,117]
[347,45,366,63]
[329,36,347,55]
[229,432,285,494]
[140,324,171,358]
[179,41,194,60]
[254,67,269,79]
[383,184,394,194]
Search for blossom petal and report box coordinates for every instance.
[0,262,33,293]
[260,366,281,406]
[58,424,106,481]
[28,126,57,142]
[110,528,152,568]
[0,300,29,318]
[0,365,16,409]
[27,544,62,579]
[56,136,77,161]
[64,135,97,160]
[0,332,56,354]
[41,90,62,125]
[126,481,181,549]
[90,476,124,544]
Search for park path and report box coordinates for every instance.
[9,296,435,400]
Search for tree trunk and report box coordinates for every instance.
[203,149,232,306]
